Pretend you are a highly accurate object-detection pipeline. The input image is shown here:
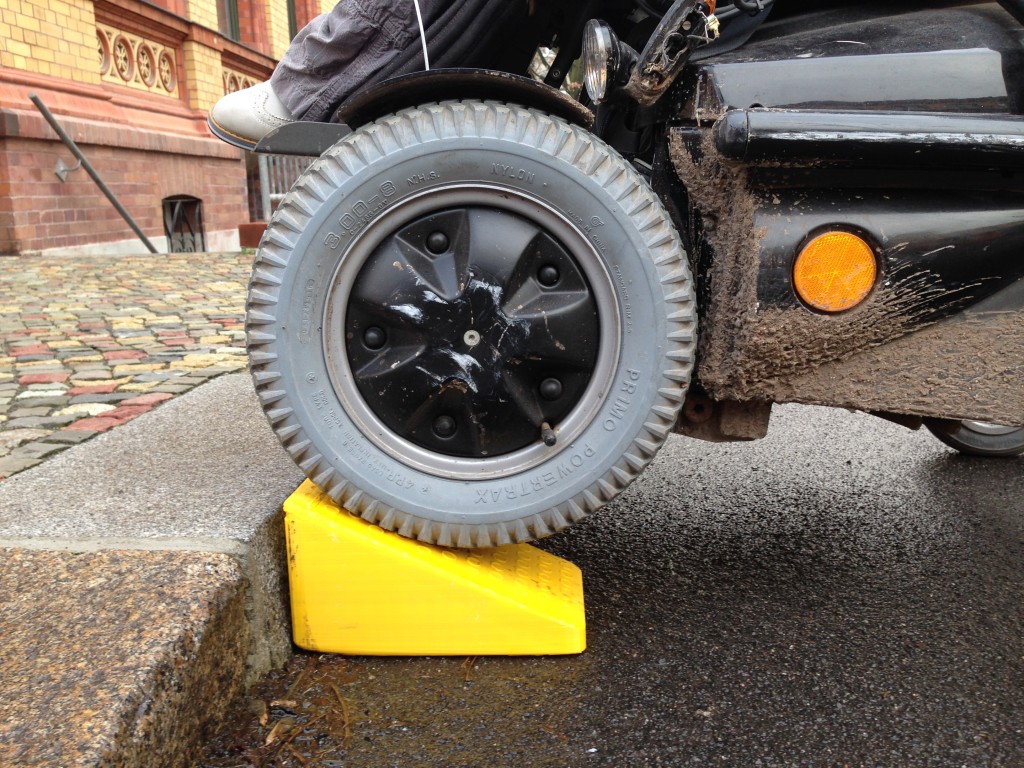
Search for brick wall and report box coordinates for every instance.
[0,108,247,255]
[265,0,291,61]
[0,0,287,255]
[183,39,224,112]
[0,0,101,84]
[0,141,247,254]
[183,0,217,37]
[0,150,14,250]
[237,0,269,59]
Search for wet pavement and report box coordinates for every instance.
[201,406,1024,768]
[0,252,251,479]
[2,250,1021,767]
[0,247,296,768]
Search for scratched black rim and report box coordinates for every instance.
[344,205,600,459]
[322,186,620,480]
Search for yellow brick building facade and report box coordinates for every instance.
[0,0,330,254]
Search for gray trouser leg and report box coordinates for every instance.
[270,0,446,122]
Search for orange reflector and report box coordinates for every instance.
[793,231,877,312]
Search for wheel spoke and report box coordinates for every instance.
[501,357,594,427]
[502,231,592,318]
[395,209,472,301]
[345,295,432,380]
[347,294,430,334]
[349,342,428,381]
[348,239,446,330]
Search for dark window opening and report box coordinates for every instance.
[217,0,240,41]
[287,0,298,39]
[163,195,206,252]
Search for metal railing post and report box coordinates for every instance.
[30,93,159,254]
[258,154,272,221]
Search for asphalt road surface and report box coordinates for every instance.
[203,403,1023,768]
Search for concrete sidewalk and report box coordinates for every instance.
[0,373,303,767]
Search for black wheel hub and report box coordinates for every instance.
[344,207,600,458]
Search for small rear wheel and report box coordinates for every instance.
[247,101,696,546]
[924,419,1024,457]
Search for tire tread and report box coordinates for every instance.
[247,100,698,546]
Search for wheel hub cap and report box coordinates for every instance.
[344,207,600,458]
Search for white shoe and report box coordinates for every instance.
[208,81,295,150]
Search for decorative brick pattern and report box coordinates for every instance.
[221,66,256,95]
[97,24,179,97]
[0,0,281,254]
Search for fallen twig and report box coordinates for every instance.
[330,683,353,748]
[461,656,478,682]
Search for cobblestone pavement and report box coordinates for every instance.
[0,252,253,480]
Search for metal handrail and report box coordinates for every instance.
[30,93,159,254]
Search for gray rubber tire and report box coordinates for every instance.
[924,419,1024,457]
[247,100,696,547]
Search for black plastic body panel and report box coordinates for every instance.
[714,110,1024,169]
[254,1,1024,427]
[664,1,1024,426]
[699,48,1012,114]
[751,190,1024,310]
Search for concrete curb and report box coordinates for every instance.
[0,373,303,766]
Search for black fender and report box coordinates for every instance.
[255,68,593,157]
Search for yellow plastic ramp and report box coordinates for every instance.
[283,480,586,656]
